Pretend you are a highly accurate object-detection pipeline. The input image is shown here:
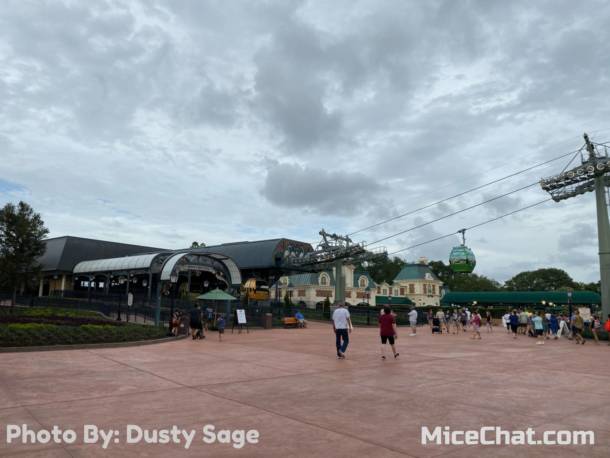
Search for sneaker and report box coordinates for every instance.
[409,333,416,337]
[536,341,544,345]
[394,353,399,359]
[381,355,386,360]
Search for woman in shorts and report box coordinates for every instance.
[470,310,482,340]
[379,307,399,360]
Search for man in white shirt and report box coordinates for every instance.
[408,308,418,336]
[332,303,352,359]
[502,312,511,332]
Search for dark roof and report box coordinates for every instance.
[195,238,313,269]
[394,264,441,282]
[39,236,165,273]
[442,291,601,305]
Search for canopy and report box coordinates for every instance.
[197,288,237,301]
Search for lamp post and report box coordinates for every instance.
[567,288,573,320]
[169,273,178,334]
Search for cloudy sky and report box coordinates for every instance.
[1,0,610,283]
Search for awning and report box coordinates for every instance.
[73,252,166,274]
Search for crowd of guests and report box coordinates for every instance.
[423,306,610,345]
[502,309,610,345]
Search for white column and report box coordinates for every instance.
[38,278,44,297]
[60,275,66,296]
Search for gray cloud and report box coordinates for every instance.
[261,162,385,216]
[1,0,610,283]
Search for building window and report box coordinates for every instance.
[382,288,388,295]
[298,289,306,297]
[358,276,368,288]
[377,286,381,294]
[399,287,405,296]
[319,274,329,286]
[409,284,415,294]
[432,285,436,295]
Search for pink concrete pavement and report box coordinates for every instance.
[0,322,609,457]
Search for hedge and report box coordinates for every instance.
[0,323,168,347]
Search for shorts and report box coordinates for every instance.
[409,321,417,327]
[380,335,395,345]
[218,328,225,334]
[519,323,527,328]
[510,324,519,333]
[535,329,543,336]
[472,324,480,332]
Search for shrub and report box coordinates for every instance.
[0,322,168,347]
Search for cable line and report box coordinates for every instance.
[365,181,540,247]
[387,198,552,255]
[348,146,584,237]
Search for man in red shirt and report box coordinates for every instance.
[379,306,399,360]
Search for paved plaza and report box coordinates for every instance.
[1,322,609,457]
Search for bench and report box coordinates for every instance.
[282,317,299,328]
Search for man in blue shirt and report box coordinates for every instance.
[295,311,306,328]
[532,311,545,345]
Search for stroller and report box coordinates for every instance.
[432,317,442,334]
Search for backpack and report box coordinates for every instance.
[604,319,610,332]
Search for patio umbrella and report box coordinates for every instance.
[197,288,238,320]
[197,288,237,301]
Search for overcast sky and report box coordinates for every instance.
[1,0,610,283]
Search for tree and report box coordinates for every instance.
[358,254,406,284]
[0,202,49,304]
[505,268,576,291]
[191,241,206,248]
[428,260,500,291]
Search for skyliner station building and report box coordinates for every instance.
[38,236,314,307]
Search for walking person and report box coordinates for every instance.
[379,306,399,360]
[605,314,610,346]
[470,310,482,340]
[502,312,511,333]
[509,309,519,339]
[532,311,545,345]
[519,309,528,335]
[591,314,601,345]
[558,314,570,339]
[408,308,418,336]
[332,302,352,359]
[485,309,493,333]
[189,305,203,340]
[216,313,226,341]
[549,312,559,339]
[572,310,585,345]
[460,309,467,332]
[435,309,446,334]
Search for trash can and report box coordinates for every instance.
[262,313,273,329]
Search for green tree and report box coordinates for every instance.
[358,254,405,284]
[428,260,500,291]
[191,241,206,248]
[505,268,576,291]
[0,202,49,304]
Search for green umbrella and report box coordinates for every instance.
[197,288,237,301]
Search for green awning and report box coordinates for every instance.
[441,291,600,305]
[197,288,237,301]
[375,295,414,306]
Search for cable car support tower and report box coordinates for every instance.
[540,133,610,318]
[283,230,386,304]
